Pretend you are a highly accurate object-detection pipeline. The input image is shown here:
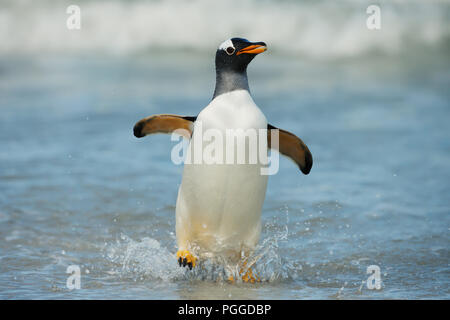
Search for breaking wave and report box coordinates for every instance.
[1,0,449,58]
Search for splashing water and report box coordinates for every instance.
[105,234,185,282]
[105,210,303,285]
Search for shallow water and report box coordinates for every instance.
[0,48,449,299]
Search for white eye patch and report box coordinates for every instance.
[218,39,234,51]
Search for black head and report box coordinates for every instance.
[215,38,267,73]
[213,38,267,99]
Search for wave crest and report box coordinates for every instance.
[1,0,449,58]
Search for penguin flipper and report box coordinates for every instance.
[268,124,313,175]
[133,114,197,139]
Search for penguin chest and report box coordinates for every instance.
[176,90,269,252]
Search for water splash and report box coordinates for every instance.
[105,234,185,282]
[105,221,303,284]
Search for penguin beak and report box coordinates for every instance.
[236,42,267,55]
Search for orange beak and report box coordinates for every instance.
[236,44,267,56]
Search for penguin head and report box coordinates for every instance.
[215,38,267,73]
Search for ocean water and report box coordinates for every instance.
[0,0,449,299]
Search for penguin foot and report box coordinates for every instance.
[227,270,260,283]
[176,250,197,270]
[240,267,260,283]
[228,262,261,283]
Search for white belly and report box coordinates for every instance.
[175,90,268,258]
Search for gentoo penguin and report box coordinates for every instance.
[133,38,312,281]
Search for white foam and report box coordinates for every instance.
[2,0,448,58]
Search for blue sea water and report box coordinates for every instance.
[0,0,449,299]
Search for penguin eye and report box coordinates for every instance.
[226,47,235,55]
